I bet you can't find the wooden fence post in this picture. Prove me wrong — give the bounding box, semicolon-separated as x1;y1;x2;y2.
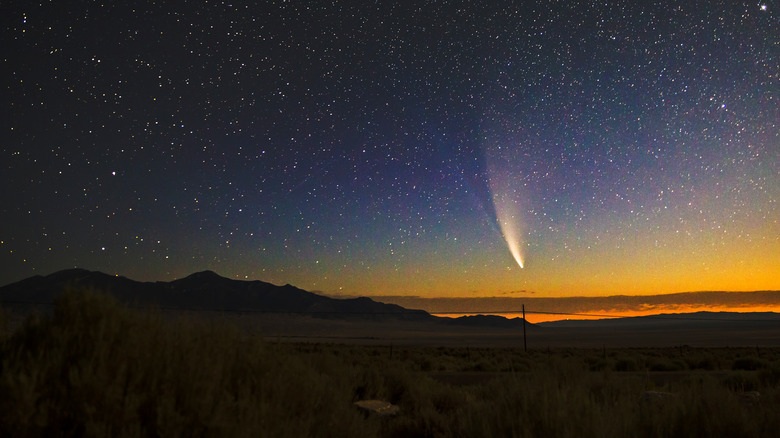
522;304;527;352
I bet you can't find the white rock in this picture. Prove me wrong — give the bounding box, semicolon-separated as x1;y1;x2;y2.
354;400;400;416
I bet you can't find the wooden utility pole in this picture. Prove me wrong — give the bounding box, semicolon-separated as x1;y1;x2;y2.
522;304;527;352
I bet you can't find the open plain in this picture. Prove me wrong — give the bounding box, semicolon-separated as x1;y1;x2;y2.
2;288;779;437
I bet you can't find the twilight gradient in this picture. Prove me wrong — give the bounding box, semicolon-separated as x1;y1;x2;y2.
2;1;778;300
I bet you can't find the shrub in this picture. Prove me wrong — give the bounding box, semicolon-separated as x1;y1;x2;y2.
732;357;767;371
615;357;640;372
648;359;687;372
687;356;718;370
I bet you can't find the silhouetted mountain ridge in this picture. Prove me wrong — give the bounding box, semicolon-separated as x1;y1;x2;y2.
0;269;433;321
9;270;773;333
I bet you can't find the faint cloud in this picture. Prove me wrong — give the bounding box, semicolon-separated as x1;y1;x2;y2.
371;295;423;300
499;289;535;295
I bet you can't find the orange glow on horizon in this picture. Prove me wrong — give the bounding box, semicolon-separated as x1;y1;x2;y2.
433;304;780;324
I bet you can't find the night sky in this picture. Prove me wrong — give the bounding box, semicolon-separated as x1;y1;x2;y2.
3;1;778;300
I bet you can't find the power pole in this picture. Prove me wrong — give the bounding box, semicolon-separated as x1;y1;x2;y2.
522;304;527;352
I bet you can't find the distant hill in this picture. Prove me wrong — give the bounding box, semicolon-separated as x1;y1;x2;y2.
370;292;780;319
0;269;433;321
442;314;535;329
538;311;780;328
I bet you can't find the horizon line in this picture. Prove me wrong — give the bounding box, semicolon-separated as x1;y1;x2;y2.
327;290;780;300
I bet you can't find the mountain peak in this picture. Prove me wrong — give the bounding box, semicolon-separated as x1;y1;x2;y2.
191;270;222;277
179;270;225;281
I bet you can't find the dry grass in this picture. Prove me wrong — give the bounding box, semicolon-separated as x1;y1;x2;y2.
1;288;779;437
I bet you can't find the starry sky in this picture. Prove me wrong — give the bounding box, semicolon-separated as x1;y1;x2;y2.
3;1;778;301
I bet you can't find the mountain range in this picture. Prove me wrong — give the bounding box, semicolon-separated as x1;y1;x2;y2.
2;269;779;347
0;269;541;329
0;268;435;321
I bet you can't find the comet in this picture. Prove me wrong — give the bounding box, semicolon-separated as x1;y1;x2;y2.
489;184;525;268
487;148;526;269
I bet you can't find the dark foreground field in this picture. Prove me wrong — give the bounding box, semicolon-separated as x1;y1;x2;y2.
224;311;780;348
2;290;779;437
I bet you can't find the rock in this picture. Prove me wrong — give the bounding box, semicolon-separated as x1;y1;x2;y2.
354;400;400;416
